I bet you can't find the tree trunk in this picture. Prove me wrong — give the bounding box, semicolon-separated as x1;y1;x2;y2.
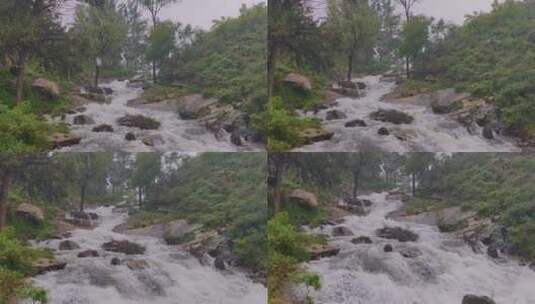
411;173;416;197
15;49;29;104
138;187;142;208
0;170;12;231
267;43;278;99
352;171;359;199
94;64;100;87
347;52;354;82
80;184;86;212
405;56;410;79
152;60;157;84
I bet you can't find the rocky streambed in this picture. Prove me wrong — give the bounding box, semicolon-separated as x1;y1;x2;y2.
51;79;264;152
299;192;535;304
28;206;266;304
295;75;521;152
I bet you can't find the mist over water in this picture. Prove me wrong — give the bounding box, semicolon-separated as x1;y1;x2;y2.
304;193;535;304
295;76;520;152
31;207;266;304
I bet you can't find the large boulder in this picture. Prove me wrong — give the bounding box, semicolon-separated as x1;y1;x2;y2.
117;114;160;130
289;189;318;208
482;125;494;140
370;109;414;125
308;244;340;260
92;124;114;133
16;203;45;224
141;134;165;147
73;114;95;125
32;258;67;274
32;78;60;100
78;249;99;258
126;259;149;271
214;257;226;270
345;119;367;128
399;246;422;258
59;240;80;251
376;227;419;242
102;240;146;255
351;236;373;245
430;89;468;114
300;128;334;145
332;226;354;237
283;73;312;91
462;295;496;304
326;110;347;121
177;94;218;120
378;127;390;136
437;207;475;232
49;133;82;149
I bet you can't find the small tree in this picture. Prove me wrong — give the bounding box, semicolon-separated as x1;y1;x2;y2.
399;15;430;78
73;3;127;87
145;21;176;84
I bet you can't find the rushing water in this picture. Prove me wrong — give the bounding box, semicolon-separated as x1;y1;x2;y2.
57;80;260;152
296;76;520;152
31;207;266;304
304;193;535;304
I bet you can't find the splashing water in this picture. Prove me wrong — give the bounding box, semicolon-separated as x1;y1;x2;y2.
296;76;520;152
304;193;535;304
31;207;267;304
57;80;262;152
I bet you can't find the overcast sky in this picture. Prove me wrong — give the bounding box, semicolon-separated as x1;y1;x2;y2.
61;0;265;29
161;0;265;29
414;0;498;24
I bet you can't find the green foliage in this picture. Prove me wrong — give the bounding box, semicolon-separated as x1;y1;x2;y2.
399;16;431;63
422;1;535;137
268;212;322;304
267;98;321;151
146;21;176;66
0;103;53;153
0;228;50;304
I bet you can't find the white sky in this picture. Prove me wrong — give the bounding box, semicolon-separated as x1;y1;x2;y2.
414;0;498;24
60;0;265;29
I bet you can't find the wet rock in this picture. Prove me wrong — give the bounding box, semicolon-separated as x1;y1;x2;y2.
117;114;160;130
437;207;474;232
92;124;114;132
370;109;414;125
383;244;393;252
73;114;95;125
32;78;60;100
102;240;146;255
351;236;373;245
214;257;226;270
338;80;358;89
289;189;318;208
332;226;354;237
345;119;367;128
386;191;410;201
177;94;218;119
331;87;360;97
111;257;121;266
59;240;80;251
141;134;165;147
300;128;334;145
487;244;499;258
346;198;373;207
482;125;494;139
399;246;422;258
78;249;99;258
125;132;136;141
16;203;45;223
71;211;99;221
376;227;419;242
308;244;340;260
462;295;496;304
326;110;347;121
430;89;468;114
33;258;67;274
378;127;390;136
529;262;535;271
283;73;312;91
126;259;149;271
50;133;82;149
